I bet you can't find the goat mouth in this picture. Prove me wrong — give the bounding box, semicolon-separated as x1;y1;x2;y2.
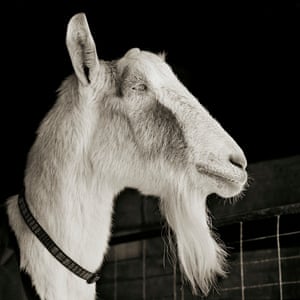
196;163;247;185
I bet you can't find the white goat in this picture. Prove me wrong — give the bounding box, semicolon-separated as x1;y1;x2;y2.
6;13;247;300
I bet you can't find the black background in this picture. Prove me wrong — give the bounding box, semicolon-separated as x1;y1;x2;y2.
1;1;298;200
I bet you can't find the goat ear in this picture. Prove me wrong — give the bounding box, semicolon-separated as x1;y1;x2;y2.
66;13;99;86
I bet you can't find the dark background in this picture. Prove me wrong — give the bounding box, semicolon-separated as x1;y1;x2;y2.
1;1;298;200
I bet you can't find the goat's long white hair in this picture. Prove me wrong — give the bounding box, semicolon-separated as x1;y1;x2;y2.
160;174;227;295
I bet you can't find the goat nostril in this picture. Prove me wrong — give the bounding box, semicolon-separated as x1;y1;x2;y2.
229;154;247;170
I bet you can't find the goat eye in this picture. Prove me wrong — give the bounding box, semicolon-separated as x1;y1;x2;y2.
132;83;147;92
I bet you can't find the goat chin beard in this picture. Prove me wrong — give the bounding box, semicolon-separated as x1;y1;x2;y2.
160;186;227;296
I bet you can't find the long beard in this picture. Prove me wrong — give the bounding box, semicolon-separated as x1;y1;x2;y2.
160;179;227;295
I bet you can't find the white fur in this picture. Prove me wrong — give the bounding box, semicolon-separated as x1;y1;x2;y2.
7;13;247;299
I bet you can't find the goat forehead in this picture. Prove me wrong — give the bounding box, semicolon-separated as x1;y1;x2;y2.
117;50;177;86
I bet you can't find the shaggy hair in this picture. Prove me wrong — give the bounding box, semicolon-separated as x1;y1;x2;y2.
161;175;227;295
